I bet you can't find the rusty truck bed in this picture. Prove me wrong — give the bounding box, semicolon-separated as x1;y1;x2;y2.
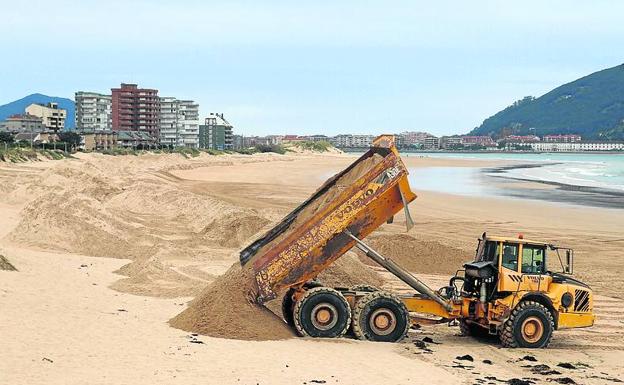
240;135;417;304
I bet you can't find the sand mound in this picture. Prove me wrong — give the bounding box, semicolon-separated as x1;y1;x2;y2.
318;251;385;288
9;190;157;259
112;256;205;298
170;252;385;340
0;254;17;271
359;233;473;275
169;263;294;341
200;213;269;248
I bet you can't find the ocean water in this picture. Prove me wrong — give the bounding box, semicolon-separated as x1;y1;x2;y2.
405;152;624;192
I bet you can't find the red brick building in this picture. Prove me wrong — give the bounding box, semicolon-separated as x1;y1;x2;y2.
111;83;160;137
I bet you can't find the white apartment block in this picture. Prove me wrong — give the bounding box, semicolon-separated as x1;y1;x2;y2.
159;97;199;148
25;102;66;131
331;134;374;148
178;100;200;148
159;97;178;147
510;141;624;152
423;136;440;150
75;92;112;131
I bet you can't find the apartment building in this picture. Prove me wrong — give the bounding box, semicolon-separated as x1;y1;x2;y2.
159;97;178;147
111;83;159;137
543;134;582;143
460;135;496;147
25;102;66;131
508;141;624;152
330;134;374;148
423;135;440;150
75;92;112;131
398;131;430;147
439;135;462;149
0;114;44;133
159;97;200;148
199;113;233;150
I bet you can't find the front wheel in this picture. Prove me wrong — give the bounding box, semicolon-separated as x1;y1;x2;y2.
500;301;554;348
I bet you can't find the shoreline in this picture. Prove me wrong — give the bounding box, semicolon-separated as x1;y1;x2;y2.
484;163;624;209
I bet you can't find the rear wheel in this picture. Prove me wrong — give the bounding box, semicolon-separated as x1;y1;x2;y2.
293;287;351;338
352;291;410;342
500;301;554;348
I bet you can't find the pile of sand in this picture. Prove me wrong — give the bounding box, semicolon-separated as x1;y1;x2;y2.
112;256;204;298
200;213;269;248
318;251;385;288
169;153;387;340
359;233;473;275
169;263;294;340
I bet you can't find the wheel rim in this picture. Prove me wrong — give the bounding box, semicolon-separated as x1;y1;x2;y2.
369;308;396;336
521;316;544;343
311;303;338;331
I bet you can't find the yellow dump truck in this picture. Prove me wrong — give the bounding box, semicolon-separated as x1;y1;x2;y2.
240;135;595;348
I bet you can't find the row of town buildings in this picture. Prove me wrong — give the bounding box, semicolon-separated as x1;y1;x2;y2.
323;132;624;152
240;132;622;152
0;83;234;151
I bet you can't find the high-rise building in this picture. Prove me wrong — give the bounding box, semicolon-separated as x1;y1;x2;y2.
111;83;159;137
158;97;200;148
199;113;233;150
159;97;178;147
25;102;66;132
177;100;199;148
75;91;112;131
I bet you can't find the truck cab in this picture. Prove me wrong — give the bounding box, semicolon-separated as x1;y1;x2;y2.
462;233;595;347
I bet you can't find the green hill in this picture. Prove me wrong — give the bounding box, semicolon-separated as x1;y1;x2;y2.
470;64;624;140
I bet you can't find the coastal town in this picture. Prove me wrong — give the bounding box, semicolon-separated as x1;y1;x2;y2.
1;82;624;153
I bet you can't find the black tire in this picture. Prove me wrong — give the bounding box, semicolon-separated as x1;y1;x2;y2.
293;287;351;338
352;291;410;342
304;280;323;289
351;284;379;292
281;288;296;327
500;301;554;348
459;318;490;338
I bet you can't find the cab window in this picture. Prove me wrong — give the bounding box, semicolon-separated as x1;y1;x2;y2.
501;243;519;271
522;245;545;274
481;241;499;262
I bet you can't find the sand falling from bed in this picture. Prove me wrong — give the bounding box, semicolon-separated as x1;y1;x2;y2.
169;154;387;341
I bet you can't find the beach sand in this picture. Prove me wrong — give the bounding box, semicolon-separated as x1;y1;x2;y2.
1;152;623;384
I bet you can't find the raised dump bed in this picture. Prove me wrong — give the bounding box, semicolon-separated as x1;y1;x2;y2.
240;135;417;303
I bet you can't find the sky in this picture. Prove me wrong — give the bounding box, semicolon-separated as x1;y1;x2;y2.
1;1;623;136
